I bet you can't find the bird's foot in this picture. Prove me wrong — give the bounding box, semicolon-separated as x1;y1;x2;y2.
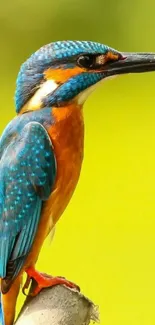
23;266;80;296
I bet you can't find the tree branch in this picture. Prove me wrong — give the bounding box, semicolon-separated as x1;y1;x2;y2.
15;280;99;325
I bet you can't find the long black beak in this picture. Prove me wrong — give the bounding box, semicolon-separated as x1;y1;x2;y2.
105;52;155;76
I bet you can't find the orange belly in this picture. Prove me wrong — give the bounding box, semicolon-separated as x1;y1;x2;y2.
24;103;84;267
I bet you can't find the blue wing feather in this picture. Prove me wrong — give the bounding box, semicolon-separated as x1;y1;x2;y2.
0;121;56;285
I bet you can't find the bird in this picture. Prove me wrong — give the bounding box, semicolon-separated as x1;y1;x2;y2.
0;40;155;325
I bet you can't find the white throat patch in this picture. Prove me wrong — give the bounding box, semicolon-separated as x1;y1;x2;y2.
77;76;116;105
77;83;99;105
28;79;58;109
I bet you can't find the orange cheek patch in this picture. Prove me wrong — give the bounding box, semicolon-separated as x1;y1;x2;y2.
106;51;120;61
44;66;84;83
96;52;121;66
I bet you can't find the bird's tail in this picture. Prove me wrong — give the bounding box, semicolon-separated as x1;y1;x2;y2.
0;276;21;325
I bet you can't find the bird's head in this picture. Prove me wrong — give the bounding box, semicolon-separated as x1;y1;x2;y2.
15;40;155;114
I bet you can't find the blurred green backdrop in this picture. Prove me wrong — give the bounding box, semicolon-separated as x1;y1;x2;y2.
1;0;155;324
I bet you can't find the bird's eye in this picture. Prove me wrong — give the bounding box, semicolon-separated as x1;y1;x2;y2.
77;55;95;69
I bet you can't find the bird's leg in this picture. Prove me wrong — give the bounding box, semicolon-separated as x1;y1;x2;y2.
23;266;80;296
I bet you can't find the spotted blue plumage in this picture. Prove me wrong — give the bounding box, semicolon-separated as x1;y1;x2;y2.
0;118;56;285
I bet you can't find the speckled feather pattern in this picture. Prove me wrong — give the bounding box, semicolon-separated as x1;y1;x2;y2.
0;113;56;279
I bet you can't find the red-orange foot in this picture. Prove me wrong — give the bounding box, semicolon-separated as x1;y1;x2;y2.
23;267;80;296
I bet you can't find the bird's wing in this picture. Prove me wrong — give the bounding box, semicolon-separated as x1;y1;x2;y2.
0;121;56;289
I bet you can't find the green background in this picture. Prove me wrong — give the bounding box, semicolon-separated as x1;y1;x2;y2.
1;1;155;324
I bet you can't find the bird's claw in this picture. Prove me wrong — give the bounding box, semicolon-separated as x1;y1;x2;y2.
22;275;32;296
23;267;80;297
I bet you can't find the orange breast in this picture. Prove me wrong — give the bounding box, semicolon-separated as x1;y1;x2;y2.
24;103;84;268
42;103;84;230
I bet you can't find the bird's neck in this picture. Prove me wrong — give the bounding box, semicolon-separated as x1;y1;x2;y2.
18;101;84;135
18;86;84;124
46;103;84;153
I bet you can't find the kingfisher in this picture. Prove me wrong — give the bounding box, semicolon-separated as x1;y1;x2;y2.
0;40;155;325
